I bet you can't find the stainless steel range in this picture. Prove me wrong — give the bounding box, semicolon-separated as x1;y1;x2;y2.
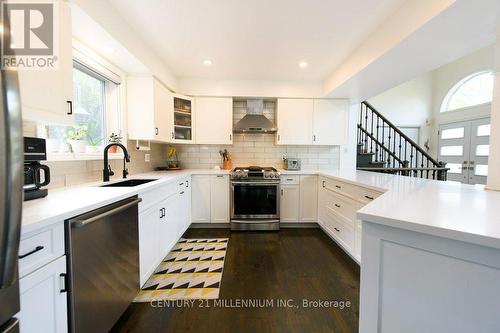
230;166;280;231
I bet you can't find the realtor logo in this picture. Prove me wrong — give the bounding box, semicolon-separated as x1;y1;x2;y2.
1;0;59;69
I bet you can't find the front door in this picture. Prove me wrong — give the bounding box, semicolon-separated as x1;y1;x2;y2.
438;118;490;184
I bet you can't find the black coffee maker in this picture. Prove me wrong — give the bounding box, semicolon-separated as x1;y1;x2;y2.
24;137;51;201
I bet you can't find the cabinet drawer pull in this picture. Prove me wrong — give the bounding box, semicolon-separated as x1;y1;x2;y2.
216;175;224;178
60;273;68;293
155;127;159;135
334;204;341;208
322;181;326;188
19;246;44;259
67;101;73;115
364;195;374;200
186;180;189;187
180;191;185;195
286;178;293;181
179;182;184;186
281;189;284;196
334;227;340;232
335;185;341;189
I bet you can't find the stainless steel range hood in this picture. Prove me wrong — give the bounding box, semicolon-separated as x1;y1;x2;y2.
233;99;277;133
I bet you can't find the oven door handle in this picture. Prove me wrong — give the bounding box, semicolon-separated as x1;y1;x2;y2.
231;181;280;185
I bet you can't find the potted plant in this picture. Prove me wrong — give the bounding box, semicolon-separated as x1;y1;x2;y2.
67;125;88;153
108;132;123;153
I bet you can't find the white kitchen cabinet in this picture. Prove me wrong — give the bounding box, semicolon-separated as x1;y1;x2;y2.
20;1;73;125
160;195;180;256
280;185;300;222
312;100;347;145
210;175;230;223
276;98;348;146
317;176;383;263
195;97;233;144
18;256;68;333
172;94;195;144
299;175;318;222
127;76;173;142
191;175;211;223
138;204;161;286
276;99;313;145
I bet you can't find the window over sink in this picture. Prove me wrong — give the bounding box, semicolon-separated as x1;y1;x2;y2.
32;43;125;161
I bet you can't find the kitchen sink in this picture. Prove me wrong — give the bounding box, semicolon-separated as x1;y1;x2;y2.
99;179;158;187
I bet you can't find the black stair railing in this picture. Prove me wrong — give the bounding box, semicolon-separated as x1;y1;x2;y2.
357;101;449;181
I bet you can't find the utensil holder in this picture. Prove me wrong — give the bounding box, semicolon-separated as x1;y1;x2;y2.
222;160;232;170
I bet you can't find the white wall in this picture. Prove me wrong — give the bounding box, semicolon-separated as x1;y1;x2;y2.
367;73;433;147
486;33;500;191
430;45;495;155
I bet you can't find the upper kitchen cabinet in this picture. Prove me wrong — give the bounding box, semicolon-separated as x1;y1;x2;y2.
312;99;348;146
195;97;233;144
276;99;313;145
19;1;73;125
127;76;173;142
172;94;195;144
276;98;348;146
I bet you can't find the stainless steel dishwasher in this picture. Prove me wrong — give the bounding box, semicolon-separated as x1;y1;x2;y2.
65;196;141;333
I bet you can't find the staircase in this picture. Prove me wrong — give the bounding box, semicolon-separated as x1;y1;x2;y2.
357;101;449;181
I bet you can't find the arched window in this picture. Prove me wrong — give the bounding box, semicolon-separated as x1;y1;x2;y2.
440;71;494;112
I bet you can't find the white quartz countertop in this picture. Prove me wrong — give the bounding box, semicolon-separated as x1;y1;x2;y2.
22;168;500;251
21;169;229;234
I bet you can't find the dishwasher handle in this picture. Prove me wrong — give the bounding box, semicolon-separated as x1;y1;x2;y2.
70;197;142;228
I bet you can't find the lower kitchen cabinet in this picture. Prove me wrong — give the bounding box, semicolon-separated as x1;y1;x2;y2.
139;177;192;286
191;175;211;223
211;175;230;223
318;176;383;263
280;185;300;222
159;195;179;258
191;175;230;223
299;175;318;222
18;255;68;333
138;204;162;286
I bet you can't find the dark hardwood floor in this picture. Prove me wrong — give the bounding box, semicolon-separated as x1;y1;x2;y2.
111;228;360;333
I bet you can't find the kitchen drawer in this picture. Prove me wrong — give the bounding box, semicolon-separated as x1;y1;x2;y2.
139;182;177;212
323;191;357;226
327;212;355;253
281;175;300;185
177;177;191;192
321;177;383;203
19;223;65;278
354;186;383;204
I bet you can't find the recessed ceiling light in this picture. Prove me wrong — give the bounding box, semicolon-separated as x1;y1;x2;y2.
299;61;308;68
203;59;212;66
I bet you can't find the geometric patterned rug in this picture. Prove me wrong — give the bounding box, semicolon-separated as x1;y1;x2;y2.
134;238;228;302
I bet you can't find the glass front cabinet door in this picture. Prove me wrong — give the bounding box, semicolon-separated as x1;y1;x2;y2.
172;95;194;143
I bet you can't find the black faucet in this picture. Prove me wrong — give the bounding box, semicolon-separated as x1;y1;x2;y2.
103;143;130;182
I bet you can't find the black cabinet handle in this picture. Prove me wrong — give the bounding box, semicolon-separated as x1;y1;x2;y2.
60;273;68;293
364;195;374;200
19;246;44;259
186;181;189;188
322;181;326;188
334;227;340;232
334;204;341;208
180;191;185;195
160;208;166;218
171;132;174;139
155;127;159;135
67;101;73;115
230;134;232;141
335;185;341;189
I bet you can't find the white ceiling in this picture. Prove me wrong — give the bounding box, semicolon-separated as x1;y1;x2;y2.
106;0;407;81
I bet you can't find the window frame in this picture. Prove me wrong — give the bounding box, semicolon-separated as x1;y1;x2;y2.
440;70;494;113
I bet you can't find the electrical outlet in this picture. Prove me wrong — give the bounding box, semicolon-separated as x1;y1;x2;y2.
145;153;150;162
